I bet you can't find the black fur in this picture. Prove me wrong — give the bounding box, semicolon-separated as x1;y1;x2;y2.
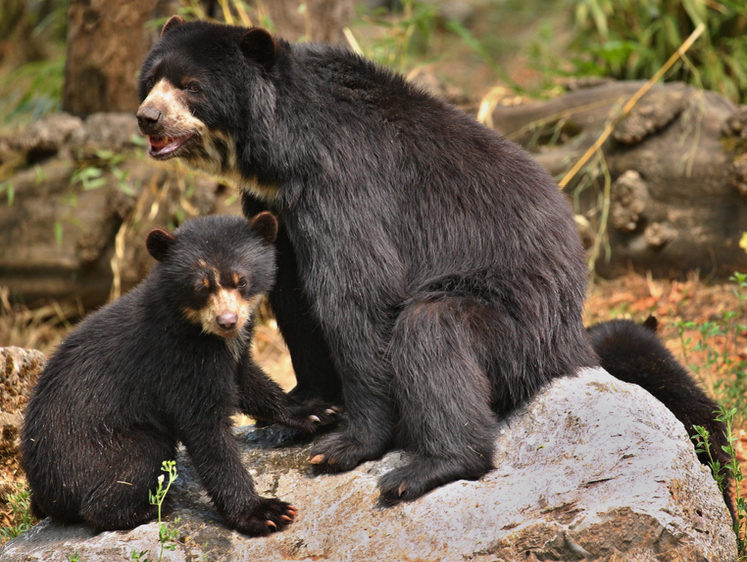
21;213;335;534
138;21;598;503
588;316;736;524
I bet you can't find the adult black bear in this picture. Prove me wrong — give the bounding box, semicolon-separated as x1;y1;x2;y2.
21;213;336;535
136;17;599;503
588;316;735;523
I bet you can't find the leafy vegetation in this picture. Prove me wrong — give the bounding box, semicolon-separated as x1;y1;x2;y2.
148;460;180;562
676;273;747;424
0;483;37;544
693;407;746;554
0;0;66;126
569;0;747;103
355;1;441;73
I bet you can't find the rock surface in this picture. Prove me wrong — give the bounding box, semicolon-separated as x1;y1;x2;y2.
0;368;736;561
0;347;47;507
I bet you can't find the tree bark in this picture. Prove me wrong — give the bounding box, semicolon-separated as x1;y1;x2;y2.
63;0;159;117
490;80;747;279
251;0;354;43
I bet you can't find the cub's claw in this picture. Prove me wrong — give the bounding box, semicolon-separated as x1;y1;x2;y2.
279;399;340;433
230;497;297;536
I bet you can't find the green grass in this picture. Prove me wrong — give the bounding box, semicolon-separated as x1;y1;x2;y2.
0;482;37;544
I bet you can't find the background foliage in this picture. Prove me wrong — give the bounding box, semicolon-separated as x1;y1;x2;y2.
570;0;747;102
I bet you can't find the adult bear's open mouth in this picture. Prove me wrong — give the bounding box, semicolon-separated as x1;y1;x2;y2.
148;133;194;159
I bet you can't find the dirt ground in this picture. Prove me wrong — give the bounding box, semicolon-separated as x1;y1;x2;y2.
2;271;747;538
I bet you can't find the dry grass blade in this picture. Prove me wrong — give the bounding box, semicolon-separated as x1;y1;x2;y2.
0;287;81;353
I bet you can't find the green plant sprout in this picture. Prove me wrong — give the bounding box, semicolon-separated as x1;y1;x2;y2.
693;406;746;554
0;483;36;543
148;460;180;562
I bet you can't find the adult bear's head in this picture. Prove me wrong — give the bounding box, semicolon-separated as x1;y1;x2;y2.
137;16;281;194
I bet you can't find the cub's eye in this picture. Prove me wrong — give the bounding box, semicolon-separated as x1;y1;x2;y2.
237;278;247;289
194;278;210;296
145;76;155;90
186;82;201;93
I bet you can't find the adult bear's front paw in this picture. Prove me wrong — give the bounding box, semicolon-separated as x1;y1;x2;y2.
307;431;384;473
228;497;297;536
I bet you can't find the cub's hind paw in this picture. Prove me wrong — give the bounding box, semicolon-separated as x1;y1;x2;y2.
229;498;297;536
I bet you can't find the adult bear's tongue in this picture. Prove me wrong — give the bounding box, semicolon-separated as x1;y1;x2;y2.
148;134;192;157
150;136;170;151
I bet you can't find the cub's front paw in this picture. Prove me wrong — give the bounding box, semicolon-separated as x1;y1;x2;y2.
281;400;340;433
229;497;297;537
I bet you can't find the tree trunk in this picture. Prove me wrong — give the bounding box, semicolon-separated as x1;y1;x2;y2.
252;0;354;43
490;80;747;279
63;0;159;117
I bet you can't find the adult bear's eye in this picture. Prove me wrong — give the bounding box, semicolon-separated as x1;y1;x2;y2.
186;82;201;93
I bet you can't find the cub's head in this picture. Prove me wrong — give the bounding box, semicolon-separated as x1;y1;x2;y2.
146;212;278;339
136;16;279;184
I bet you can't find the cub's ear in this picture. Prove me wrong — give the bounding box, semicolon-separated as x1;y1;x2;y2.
240;28;277;70
146;228;177;262
248;212;278;245
642;315;658;332
161;15;185;37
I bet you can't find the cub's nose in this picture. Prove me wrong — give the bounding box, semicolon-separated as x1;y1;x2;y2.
137;106;162;134
217;312;238;331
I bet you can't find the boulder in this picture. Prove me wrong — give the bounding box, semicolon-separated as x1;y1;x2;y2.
0;347;47;510
0;368;736;561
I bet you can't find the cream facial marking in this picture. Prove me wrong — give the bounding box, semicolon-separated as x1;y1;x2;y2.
139;79;280;201
183;287;252;339
139;79;247;189
137;79;202;159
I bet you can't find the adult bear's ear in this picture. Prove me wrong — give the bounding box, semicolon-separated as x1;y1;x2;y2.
161;15;185;38
146;228;177;262
240;28;277;70
248;212;278;245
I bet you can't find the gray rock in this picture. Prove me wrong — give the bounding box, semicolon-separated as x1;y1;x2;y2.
0;346;47;414
0;154;226;308
0;347;47;504
11;113;84;159
0;367;735;561
613;88;687;145
70;112;142;158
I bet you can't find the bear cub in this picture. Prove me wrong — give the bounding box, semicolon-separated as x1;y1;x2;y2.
21;213;336;535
